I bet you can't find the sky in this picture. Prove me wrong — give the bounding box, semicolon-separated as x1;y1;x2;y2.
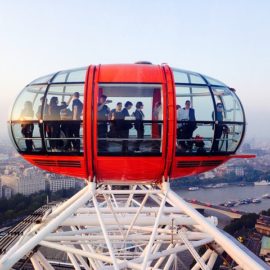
0;0;269;140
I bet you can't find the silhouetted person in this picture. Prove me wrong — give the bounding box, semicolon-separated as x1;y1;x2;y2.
47;96;67;151
152;102;162;151
71;92;83;151
133;101;145;152
97;94;110;151
21;101;34;152
36;96;49;150
60;102;73;150
121;101;133;152
212;103;229;152
109;102;123;139
153;102;162;137
176;104;183;149
178;100;196;151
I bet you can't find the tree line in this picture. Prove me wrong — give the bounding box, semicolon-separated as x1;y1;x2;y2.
0;188;80;227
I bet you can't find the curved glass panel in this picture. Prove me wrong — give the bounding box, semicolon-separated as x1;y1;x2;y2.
30;74;56;85
203;75;226;86
173;70;245;155
52;68;87;83
10;74;85;154
212;87;244;122
10;85;47;152
213;123;243;153
11;85;47;121
172;68;207;85
44;84;84;153
176;86;214;154
173;71;189;84
189;74;205;84
67;68;87;82
97;84;163;156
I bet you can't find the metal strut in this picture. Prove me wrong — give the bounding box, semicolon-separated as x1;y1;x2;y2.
0;181;268;270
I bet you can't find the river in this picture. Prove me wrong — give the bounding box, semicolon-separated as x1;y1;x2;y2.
175;185;270;213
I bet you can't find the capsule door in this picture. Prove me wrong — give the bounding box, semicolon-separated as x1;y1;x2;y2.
91;64;167;183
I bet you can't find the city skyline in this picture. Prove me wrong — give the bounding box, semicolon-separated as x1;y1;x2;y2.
0;1;270;140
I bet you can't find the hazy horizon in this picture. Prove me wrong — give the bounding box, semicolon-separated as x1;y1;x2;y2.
0;1;269;141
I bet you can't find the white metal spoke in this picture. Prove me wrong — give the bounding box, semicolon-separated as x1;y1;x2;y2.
92;195;120;270
67;252;81;270
34;251;54;270
178;229;209;270
141;192;167;269
30;253;43;270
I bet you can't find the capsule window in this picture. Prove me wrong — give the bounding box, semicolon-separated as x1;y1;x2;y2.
97;84;163;156
176;86;214;154
10;85;47;153
175;83;245;155
212;87;244;122
173;69;207;85
9;78;85;155
211;87;245;152
44;84;84;153
52;68;87;83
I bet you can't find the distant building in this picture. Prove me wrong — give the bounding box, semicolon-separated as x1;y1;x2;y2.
1;167;45;196
235;167;245;176
48;175;76;192
255;215;270;236
260;236;270;266
200;171;215;179
1;173;19;193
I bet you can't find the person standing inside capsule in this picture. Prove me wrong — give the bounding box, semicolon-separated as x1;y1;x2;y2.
97;94;111;151
60;102;73;151
47;97;67;151
71;92;83;152
109;102;123;139
36;97;49;151
212;103;229;152
133;101;145;152
179;100;196;151
121;101;133;152
20;101;34;152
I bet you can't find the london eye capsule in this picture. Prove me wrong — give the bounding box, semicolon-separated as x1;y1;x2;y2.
8;63;249;183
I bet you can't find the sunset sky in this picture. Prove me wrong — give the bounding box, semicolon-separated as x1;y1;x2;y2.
0;0;269;139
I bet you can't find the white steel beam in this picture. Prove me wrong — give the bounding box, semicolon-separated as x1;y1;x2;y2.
141;193;167;270
35;251;54;270
92;194;120;270
164;182;266;270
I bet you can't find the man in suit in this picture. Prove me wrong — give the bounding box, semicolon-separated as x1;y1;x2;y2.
178;100;196;151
